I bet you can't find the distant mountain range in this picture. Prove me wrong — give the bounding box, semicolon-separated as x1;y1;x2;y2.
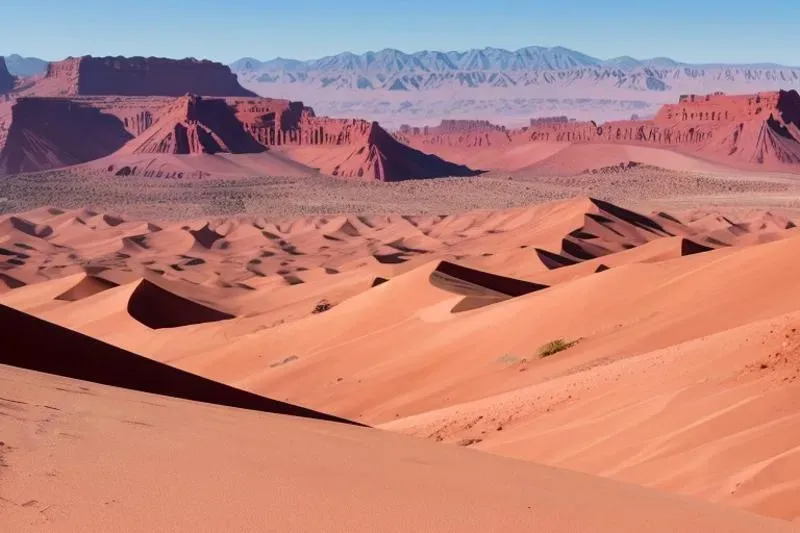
230;45;800;93
6;46;800;127
228;46;800;127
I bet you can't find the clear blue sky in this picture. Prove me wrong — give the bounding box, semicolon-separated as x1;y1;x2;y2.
2;0;799;65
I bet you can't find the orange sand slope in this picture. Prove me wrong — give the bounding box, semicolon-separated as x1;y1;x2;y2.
4;197;800;521
2;363;796;533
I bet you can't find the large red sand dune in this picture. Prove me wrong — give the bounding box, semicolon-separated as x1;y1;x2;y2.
4;363;795;532
4;197;800;522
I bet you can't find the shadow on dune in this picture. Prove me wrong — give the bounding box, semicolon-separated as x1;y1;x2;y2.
0;303;363;426
429;261;548;313
681;238;714;256
55;275;119;302
127;278;235;329
431;261;548;298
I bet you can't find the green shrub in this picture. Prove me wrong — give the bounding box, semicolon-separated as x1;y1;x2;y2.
537;338;577;358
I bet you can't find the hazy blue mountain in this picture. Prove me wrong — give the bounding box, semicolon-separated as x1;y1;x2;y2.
229;45;800;98
3;54;48;77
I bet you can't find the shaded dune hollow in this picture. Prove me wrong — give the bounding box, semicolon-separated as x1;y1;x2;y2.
55;275;120;302
127;278;235;329
0;303;362;426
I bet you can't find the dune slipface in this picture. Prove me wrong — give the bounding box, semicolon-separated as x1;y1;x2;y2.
127;278;235;329
0;302;359;425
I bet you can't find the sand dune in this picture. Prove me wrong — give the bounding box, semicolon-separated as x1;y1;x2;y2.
4;196;800;522
0;302;358;425
127;277;235;329
4;364;794;533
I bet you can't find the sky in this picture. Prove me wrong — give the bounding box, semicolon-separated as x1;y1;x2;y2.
2;0;799;65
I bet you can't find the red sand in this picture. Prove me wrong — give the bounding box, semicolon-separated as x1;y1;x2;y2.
4;198;800;524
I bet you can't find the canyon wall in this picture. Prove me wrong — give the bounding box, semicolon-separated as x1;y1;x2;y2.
0;98;136;175
0;93;478;181
395;90;800;171
118;94;478;181
43;56;257;97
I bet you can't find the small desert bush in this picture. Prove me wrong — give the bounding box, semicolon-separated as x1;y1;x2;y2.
312;300;333;314
537;338;577;358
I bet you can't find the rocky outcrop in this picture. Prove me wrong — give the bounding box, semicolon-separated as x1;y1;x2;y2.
0;96;172;175
399;90;800;171
398;120;504;137
0;57;15;93
43;56;257;97
0;98;135;175
530;116;572;126
119;94;479;180
319;121;480;181
120;95;266;155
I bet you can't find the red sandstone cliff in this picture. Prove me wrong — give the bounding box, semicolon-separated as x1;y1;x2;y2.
0;92;477;180
0;98;138;175
117;94;479;180
398;90;800;172
0;57;15;94
0;96;173;175
41;56;257;97
307;121;480;180
120;95;266;155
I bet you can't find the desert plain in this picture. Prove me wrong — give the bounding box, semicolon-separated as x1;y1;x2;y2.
3;53;800;532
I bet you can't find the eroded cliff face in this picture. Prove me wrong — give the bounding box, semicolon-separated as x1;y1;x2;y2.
0;96;173;175
0;57;16;94
0;93;478;180
118;95;479;180
123;95;381;155
42;56;257;97
0;98;136;175
398;90;800;170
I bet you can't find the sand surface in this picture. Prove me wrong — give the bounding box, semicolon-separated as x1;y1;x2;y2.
5;364;797;532
4;193;800;525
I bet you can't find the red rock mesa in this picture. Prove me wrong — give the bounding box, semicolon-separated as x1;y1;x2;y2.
42;56;257;97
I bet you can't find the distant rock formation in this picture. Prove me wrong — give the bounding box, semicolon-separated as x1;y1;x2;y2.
399;90;800;171
317;121;479;180
120;95;266;155
0;96;173;175
0;98;136;175
530;116;572;127
0;93;479;180
0;57;16;93
43;56;257;97
120;95;479;180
